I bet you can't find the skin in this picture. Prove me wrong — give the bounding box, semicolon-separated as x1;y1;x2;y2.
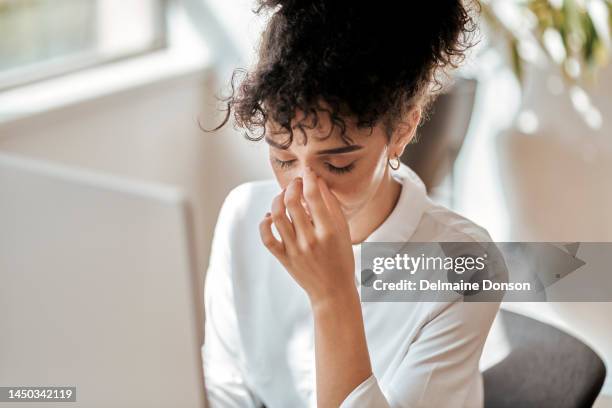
258;106;421;407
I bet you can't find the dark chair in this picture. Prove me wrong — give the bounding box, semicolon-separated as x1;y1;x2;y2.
483;309;607;408
400;77;478;207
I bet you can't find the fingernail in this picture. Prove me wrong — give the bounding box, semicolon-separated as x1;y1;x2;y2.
265;212;271;217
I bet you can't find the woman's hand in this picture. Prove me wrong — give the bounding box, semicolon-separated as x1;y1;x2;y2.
259;166;356;306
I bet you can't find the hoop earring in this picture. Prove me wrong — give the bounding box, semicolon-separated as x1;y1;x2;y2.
388;155;401;170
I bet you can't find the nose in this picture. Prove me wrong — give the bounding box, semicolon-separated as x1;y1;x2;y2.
297;164;309;180
290;164;312;183
284;163;321;193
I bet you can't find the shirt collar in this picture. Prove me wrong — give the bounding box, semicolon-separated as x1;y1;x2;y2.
352;162;428;247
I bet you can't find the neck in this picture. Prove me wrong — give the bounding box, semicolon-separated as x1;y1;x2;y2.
348;171;402;245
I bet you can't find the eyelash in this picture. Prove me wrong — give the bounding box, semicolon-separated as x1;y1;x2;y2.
273;159;356;174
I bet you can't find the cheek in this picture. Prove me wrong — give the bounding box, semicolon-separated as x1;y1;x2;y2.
327;156;387;209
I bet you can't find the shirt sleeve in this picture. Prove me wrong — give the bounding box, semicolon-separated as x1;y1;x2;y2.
339;373;389;407
339;301;499;408
201;187;264;408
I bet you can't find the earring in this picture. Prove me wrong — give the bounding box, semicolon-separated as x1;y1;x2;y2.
388;155;401;170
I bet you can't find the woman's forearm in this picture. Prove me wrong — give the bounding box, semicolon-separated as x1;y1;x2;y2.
311;288;373;408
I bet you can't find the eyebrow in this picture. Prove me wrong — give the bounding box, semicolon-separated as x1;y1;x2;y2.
264;136;364;155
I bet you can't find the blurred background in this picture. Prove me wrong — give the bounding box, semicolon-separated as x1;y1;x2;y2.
0;0;611;405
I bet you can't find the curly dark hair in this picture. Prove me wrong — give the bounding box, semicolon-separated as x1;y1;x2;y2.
204;0;479;148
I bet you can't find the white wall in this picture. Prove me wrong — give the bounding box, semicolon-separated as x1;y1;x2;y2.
0;65;272;287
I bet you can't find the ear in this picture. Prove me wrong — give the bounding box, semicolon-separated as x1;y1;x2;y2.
390;107;422;157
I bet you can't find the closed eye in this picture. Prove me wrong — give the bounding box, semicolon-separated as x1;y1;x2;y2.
273;158;295;169
325;162;355;174
272;158;356;174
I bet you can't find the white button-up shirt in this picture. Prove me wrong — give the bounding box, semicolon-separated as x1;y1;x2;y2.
202;162;500;407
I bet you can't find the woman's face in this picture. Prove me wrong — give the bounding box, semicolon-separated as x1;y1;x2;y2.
266;112;405;221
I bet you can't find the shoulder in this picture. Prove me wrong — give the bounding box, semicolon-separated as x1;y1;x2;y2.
216;179;280;234
221;179;279;216
414;201;501;325
412;197;493;243
225;178;278;204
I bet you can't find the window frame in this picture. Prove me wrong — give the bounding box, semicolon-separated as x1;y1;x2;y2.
0;0;170;92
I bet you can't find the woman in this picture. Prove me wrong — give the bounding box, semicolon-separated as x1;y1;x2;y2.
202;1;499;407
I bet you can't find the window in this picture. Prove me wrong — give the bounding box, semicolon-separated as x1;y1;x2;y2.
0;0;168;90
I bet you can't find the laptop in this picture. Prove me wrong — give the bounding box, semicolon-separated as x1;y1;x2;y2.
0;152;206;407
